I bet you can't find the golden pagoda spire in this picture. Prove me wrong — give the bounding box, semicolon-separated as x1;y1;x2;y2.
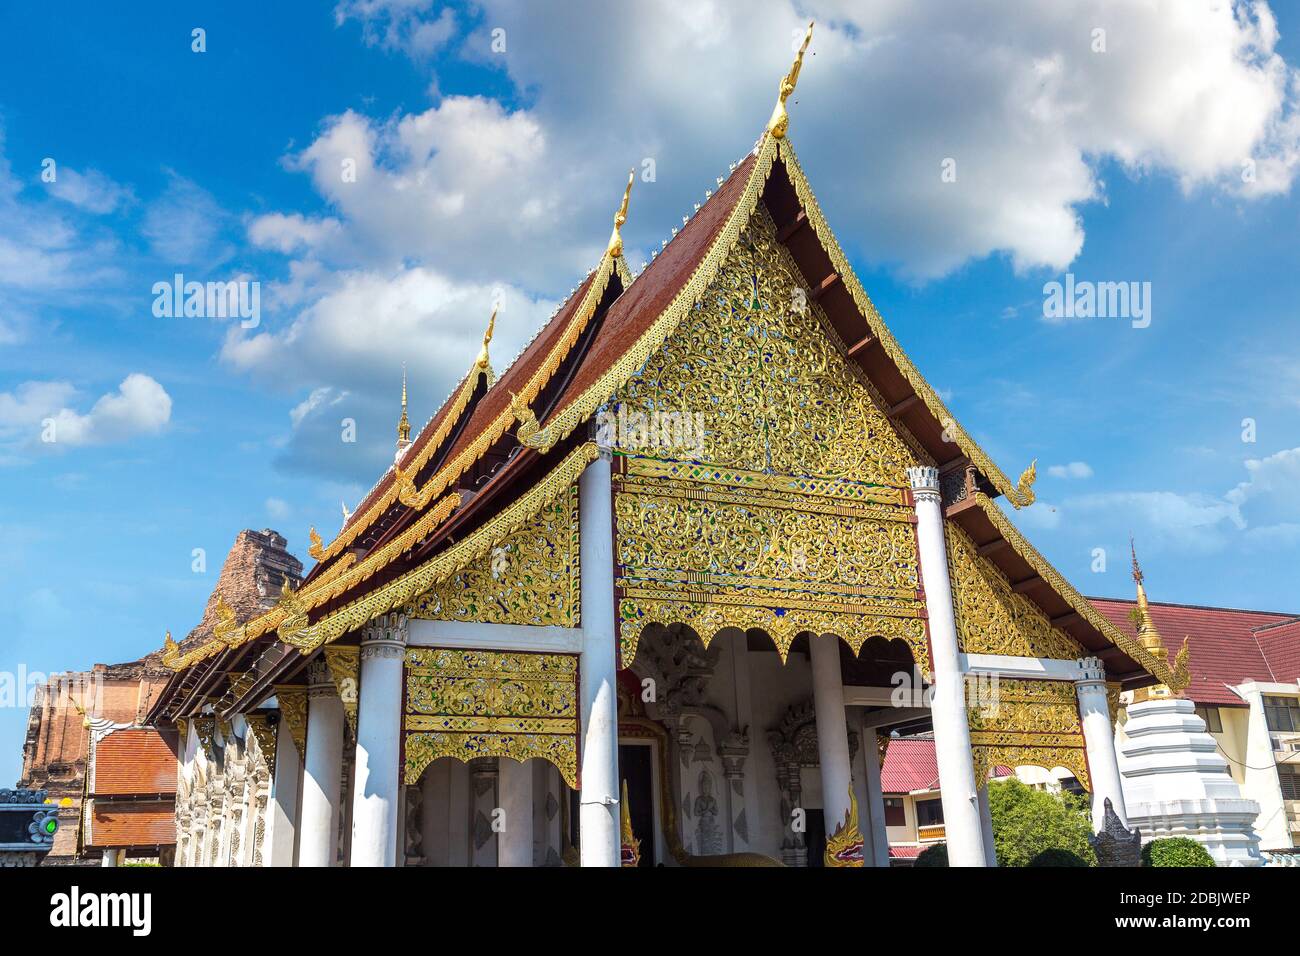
1129;538;1165;660
606;169;635;259
396;364;411;448
1130;538;1191;699
767;21;814;140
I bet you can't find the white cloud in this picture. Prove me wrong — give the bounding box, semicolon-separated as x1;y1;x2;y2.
335;1;457;59
0;374;172;453
142;173;233;266
1047;461;1094;479
312;0;1299;281
266;497;292;520
248;212;343;255
1052;445;1300;553
46;167;133;215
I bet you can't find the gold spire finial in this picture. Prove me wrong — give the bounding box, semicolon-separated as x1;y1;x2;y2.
606;169;635;258
475;306;497;371
1128;537;1186;700
397;364;411;445
767;21;814;140
619;779;641;867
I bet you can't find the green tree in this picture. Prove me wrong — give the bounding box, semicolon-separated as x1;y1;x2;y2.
988;778;1096;866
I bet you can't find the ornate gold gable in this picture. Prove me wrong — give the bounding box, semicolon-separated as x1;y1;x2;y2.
612;208;928;670
968;678;1089;791
408;485;579;628
946;523;1084;661
403;648;579;788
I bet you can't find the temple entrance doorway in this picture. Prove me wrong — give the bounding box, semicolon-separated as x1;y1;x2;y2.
618;743;656;866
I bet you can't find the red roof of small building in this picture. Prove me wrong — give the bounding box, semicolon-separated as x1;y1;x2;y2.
889;845;923;859
881;737;940;793
87;802;174;849
93;728;179;796
1089;598;1299;706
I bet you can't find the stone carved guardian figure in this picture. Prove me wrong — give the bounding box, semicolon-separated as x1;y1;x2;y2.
693;771;723;855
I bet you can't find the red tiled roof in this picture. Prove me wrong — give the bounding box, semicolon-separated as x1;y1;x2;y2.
890;845;923;859
1090;598;1298;706
881;737;940;793
93;728;178;796
87;801;175;848
1253;618;1300;687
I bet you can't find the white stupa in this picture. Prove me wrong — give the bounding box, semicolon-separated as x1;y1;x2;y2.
1116;546;1263;866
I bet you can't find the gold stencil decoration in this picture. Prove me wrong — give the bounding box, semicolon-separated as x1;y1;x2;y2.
408;485;580;628
275;687;307;757
618;594;928;674
322;646;360;738
403;648;578;788
612;205;915;485
946;523;1084;661
967;678;1089;791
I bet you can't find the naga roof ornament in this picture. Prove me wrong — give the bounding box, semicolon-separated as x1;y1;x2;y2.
606;169;635;259
474;307;497;383
767;21;813;140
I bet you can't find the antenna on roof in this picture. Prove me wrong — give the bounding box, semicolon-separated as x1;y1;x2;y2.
767;21;813;140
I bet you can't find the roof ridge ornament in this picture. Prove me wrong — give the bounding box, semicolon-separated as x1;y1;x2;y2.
397;364;411;448
767;21;813;140
607;169;635;259
475;307;497;379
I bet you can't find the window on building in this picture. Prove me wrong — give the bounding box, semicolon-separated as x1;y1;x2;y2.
1263;696;1300;733
1194;705;1223;734
883;798;905;827
916;798;944;827
1059;776;1086;797
1279;766;1300;801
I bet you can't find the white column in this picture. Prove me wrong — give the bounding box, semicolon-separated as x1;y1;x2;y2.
907;465;987;867
266;714;300;867
351;614;408;867
578;453;620;867
860;719;891;867
298;662;344;867
810;633;853;841
101;848;121;867
498;758;534;867
1075;657;1128;831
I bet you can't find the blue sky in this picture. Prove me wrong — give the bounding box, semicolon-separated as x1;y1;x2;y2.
2;1;1299;783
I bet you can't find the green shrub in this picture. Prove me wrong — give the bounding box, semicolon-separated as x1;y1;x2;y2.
1141;838;1214;867
914;843;948;867
1028;848;1090;867
988;778;1096;866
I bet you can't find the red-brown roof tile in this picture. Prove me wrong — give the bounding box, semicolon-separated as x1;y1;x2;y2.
1090;598;1297;706
93;728;178;796
88;802;174;848
1253;618;1300;686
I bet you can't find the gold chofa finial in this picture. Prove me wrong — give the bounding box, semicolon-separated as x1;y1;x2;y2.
397;364;411;445
607;169;635;258
475;307;497;371
767;21;814;140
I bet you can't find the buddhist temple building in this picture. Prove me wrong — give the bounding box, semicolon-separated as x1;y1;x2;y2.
132;25;1212;868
